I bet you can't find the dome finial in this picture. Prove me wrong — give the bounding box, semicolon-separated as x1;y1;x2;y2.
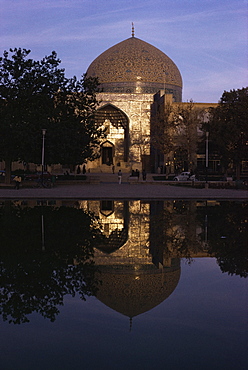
132;22;135;37
129;317;133;331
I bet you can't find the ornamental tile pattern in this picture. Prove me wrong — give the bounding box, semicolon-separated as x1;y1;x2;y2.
87;37;182;100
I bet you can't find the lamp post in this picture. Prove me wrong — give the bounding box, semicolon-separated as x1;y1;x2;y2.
41;129;46;185
205;131;209;184
163;68;168;92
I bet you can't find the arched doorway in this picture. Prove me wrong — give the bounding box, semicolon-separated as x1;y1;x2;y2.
101;141;114;165
95;104;129;163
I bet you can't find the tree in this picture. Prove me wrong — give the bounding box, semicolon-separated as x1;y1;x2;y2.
197;201;247;278
173;101;202;172
0;48;104;183
207;87;248;178
44;75;104;166
150;101;174;157
0;204;102;323
149;200;203;265
151;96;204;173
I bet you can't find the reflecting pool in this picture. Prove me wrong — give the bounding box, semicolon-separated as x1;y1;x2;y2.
0;200;247;370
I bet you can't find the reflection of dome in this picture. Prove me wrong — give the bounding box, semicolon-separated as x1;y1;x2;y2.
87;36;182;101
95;262;180;318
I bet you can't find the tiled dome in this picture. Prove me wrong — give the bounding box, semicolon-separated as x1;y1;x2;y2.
87;36;182;101
95;263;181;318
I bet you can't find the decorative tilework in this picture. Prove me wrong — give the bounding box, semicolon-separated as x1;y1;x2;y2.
87;37;182;101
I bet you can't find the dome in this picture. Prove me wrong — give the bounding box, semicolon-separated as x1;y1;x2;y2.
87;36;182;101
95;262;181;318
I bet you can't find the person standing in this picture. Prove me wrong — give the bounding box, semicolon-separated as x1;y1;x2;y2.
118;169;122;184
51;174;56;187
135;169;140;181
142;169;146;181
13;175;21;189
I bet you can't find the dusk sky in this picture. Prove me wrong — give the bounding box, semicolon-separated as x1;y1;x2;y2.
1;0;247;102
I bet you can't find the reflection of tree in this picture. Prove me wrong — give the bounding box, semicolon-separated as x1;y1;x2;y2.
149;201;203;265
197;202;247;278
150;201;247;278
0;204;101;324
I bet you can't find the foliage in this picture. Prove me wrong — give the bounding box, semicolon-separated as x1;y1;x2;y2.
0;48;104;183
173;101;202;170
150;200;248;278
0;203;103;324
151;98;204;171
197;201;248;278
151;101;175;155
207;87;248;173
149;200;203;264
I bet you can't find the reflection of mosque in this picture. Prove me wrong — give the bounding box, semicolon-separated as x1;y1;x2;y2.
79;200;209;323
8;199;211;322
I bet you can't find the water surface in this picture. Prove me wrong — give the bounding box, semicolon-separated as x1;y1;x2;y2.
0;200;247;370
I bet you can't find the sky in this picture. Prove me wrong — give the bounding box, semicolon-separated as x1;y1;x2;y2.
0;0;247;102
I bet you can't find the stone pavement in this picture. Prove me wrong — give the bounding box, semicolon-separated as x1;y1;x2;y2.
0;173;247;200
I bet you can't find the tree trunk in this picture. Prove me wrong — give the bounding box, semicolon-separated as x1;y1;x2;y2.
4;158;12;184
236;162;241;180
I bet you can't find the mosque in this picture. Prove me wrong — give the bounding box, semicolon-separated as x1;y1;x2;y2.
0;26;218;176
85;26;217;175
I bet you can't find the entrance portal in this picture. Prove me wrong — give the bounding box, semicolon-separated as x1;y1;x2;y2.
102;146;113;165
95;105;129;162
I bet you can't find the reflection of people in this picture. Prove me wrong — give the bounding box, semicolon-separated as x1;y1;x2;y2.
118;170;122;184
112;165;115;174
13;175;21;189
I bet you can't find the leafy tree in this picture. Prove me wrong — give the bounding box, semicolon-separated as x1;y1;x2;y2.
207;87;248;178
0;48;104;183
197;201;248;278
0;203;103;324
151;96;204;173
149;200;203;265
150;101;174;158
173;101;202;172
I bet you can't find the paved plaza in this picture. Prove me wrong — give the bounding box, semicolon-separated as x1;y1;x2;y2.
0;173;247;200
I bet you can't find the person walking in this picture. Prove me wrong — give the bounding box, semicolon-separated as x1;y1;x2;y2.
118;169;122;184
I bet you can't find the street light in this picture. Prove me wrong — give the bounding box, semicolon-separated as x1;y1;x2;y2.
41;129;46;185
205;131;209;184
